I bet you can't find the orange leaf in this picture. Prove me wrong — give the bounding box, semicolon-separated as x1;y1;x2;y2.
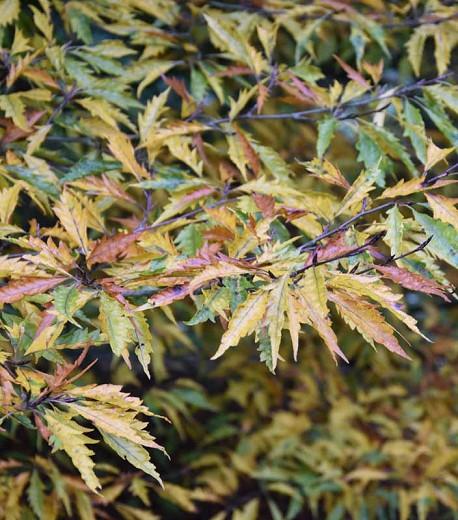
374;265;450;301
0;277;66;304
236;129;261;177
334;54;370;88
87;231;142;267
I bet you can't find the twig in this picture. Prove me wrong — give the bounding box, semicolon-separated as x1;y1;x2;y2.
298;201;415;252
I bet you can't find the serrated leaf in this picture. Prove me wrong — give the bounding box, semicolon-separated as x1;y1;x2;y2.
101;432;163;487
0;0;20;27
330;290;410;359
45;409;100;493
424;193;458;230
211;290;269;360
317;117;337;159
61;159;121;183
385;205;404;258
266;274;289;371
413;210;458;268
99;292;133;356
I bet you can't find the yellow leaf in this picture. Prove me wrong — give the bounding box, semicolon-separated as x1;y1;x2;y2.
53;190;89;252
98;125;148;180
424;139;454;171
45;409;101;493
425;193;458;229
211;290;269;359
329;290;410;359
0;0;20;27
0;182;22;223
266;274;289;371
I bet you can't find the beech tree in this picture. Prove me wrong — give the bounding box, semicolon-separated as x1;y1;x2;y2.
0;0;457;518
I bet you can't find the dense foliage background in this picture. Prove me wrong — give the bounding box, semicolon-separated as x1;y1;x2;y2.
0;0;457;518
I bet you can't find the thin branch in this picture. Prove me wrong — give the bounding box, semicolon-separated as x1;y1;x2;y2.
292;232;385;279
198;74;451;128
356;236;433;275
298;201;414;253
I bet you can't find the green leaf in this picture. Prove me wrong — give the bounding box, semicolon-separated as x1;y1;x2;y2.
61;159;121;183
99;292;133;356
402;99;426;164
27;471;45;520
175;224;203;256
413;210;458;268
101;432;163;487
360;122;416;176
385;205;404;258
317;117;337;159
6;165;60;198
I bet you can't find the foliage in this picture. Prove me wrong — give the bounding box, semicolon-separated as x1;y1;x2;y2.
0;0;457;518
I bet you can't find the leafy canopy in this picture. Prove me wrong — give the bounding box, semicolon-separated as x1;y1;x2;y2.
0;0;457;518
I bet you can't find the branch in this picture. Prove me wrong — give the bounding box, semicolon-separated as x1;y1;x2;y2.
198;74;451;128
298;201;415;253
292;232;386;279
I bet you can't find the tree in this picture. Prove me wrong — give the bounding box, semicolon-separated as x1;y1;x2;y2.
0;0;457;518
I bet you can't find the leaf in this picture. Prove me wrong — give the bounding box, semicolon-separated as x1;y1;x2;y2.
87;231;142;267
403;99;426;164
333;55;369;87
360;122;416;175
413;210;458;268
317;117;337;159
52;284;85;325
101;432;163;487
0;277;66;304
130;312;154;379
45;409;100;493
336;165;381;216
296;268;348;363
61;159;121;183
99;292;133;356
0;0;20;27
424;193;458;230
385;205;404;257
211;290;269;360
424;140;454;172
67;401;157;447
266;274;289;371
0;182;22;224
27;471;45;520
53;190;89;252
101;127;148;180
373;265;450;301
379;176;455;199
0;94;27;130
329;290;410;359
406;26;430;76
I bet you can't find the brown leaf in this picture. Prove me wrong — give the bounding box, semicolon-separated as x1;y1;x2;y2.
0;277;66;304
253;193;276;218
334;54;370;87
87;231;142;267
236;129;261;177
0;110;45;144
203;226;235;242
304;233;355;267
147;284;192;308
256;84;269;114
163;75;191;102
215;66;253;77
374;265;450;301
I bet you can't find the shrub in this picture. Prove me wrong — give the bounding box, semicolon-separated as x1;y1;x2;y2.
0;0;457;518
